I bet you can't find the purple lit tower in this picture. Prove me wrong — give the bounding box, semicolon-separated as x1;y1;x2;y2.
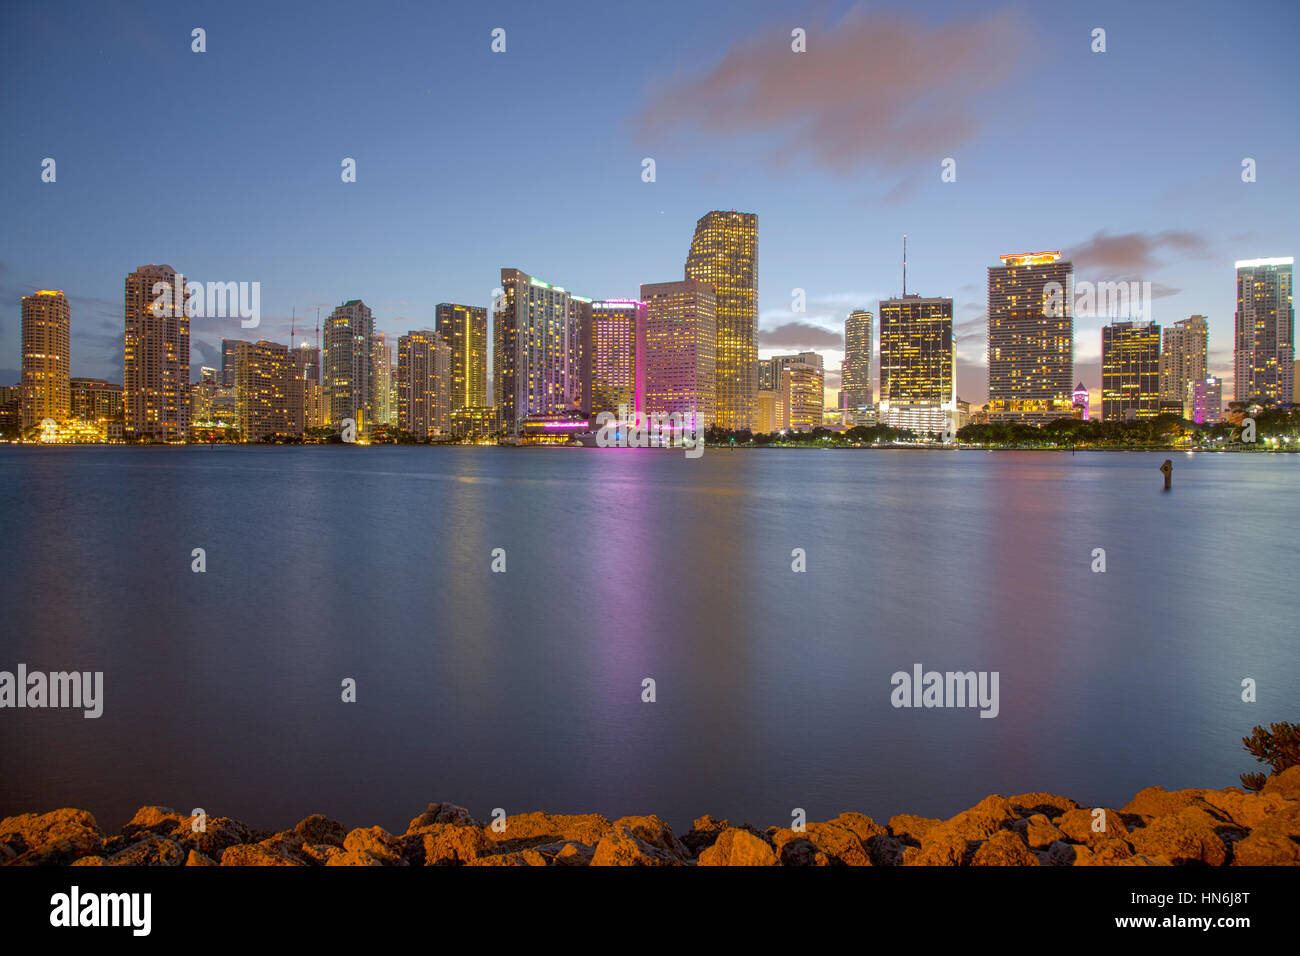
1072;382;1089;420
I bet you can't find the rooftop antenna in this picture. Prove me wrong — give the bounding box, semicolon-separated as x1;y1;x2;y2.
290;307;296;348
315;308;320;352
902;234;908;296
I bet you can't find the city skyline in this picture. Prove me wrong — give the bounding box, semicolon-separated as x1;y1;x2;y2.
3;1;1298;411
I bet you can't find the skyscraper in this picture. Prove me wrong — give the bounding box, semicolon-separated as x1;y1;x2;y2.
878;294;954;433
588;300;646;418
124;265;190;441
493;269;582;435
840;310;873;418
1187;376;1223;425
322;299;374;429
397;330;451;438
986;252;1074;424
20;290;71;432
1233;258;1294;407
371;332;394;425
435;303;488;412
640;279;717;431
70;378;123;423
765;352;825;430
685;210;757;430
290;342;324;432
1160;315;1209;414
232;339;296;441
1101;321;1162;421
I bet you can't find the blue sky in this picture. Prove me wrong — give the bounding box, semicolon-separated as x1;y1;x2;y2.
2;0;1296;405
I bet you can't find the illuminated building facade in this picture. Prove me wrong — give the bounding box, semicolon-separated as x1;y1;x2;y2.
371;333;395;426
1160;315;1208;414
397;330;451;438
232;339;297;441
1187;376;1223;425
588;300;646;418
878;294;954;433
290;343;325;432
841;310;873;418
765;353;824;430
685;210;757;430
1233;258;1294;406
70;378;123;423
1071;382;1089;420
323;299;375;430
124;265;190;441
756;388;780;434
640;279;716;431
21;290;71;431
1101;321;1161;421
987;252;1074;424
780;360;824;431
493;269;582;435
435;303;488;412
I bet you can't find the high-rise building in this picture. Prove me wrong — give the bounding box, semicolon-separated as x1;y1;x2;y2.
70;378;123;423
878;294;954;433
20;290;71;431
1160;315;1208;415
1186;376;1223;425
756;388;781;433
493;269;582;435
322;299;374;429
588;300;646;418
371;332;395;425
232;339;297;441
1233;258;1294;407
640;279;717;431
685;210;758;430
221;339;238;387
986;252;1074;423
435;303;488;412
1101;321;1162;421
840;310;873;418
397;330;451;438
780;360;824;431
289;343;325;432
124;265;190;441
765;352;825;430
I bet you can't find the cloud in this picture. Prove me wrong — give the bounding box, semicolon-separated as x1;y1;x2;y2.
758;321;842;348
1067;231;1210;277
634;5;1029;175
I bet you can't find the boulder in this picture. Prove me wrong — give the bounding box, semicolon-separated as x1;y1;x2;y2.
590;825;683;866
697;829;777;866
0;809;103;865
1009;792;1078;818
971;830;1038;866
342;827;405;866
107;832;186;866
1129;808;1228;865
293;814;347;847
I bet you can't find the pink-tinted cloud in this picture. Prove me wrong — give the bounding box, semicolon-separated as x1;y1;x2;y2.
635;6;1029;174
759;321;842;348
1067;230;1210;276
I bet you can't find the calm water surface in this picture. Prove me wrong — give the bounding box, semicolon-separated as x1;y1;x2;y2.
1;446;1296;834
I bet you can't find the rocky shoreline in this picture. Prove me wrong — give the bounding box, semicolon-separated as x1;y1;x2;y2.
5;770;1298;866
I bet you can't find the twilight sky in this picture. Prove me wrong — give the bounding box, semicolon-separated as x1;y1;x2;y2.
2;0;1297;407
